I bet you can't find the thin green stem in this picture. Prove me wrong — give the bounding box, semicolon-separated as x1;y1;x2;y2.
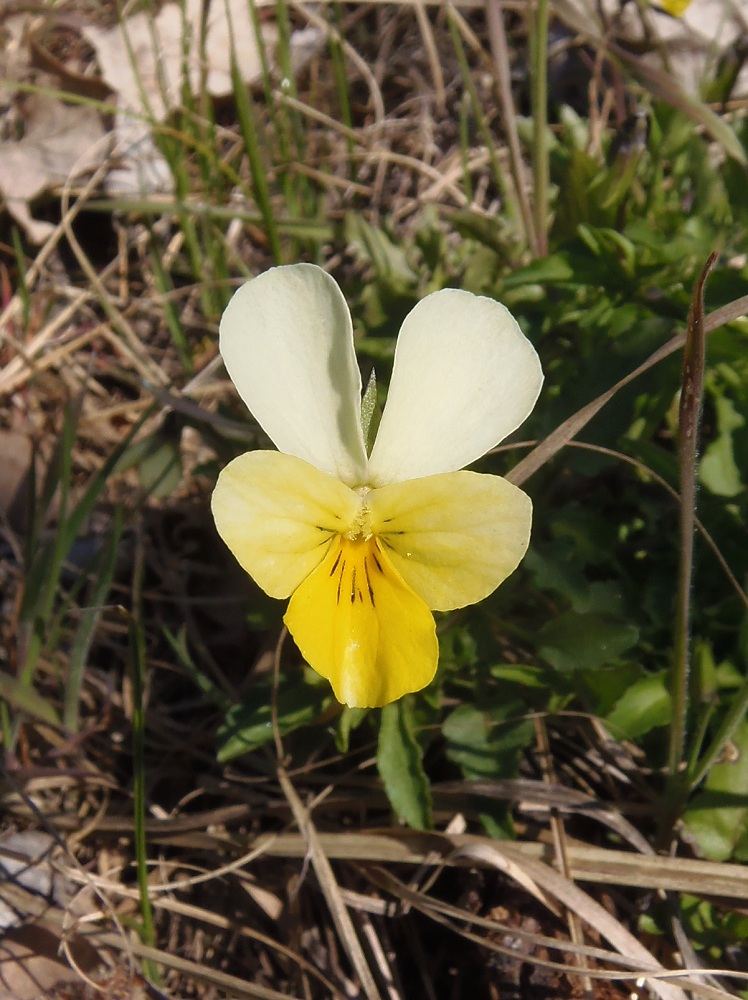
447;13;516;224
486;0;536;254
64;512;123;732
128;531;159;983
149;238;194;373
529;0;550;256
659;252;717;844
231;55;283;264
330;3;354;172
458;95;473;204
668;255;715;778
17;412;75;691
689;672;748;790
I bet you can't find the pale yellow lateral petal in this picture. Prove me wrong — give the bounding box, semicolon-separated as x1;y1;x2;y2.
211;451;360;598
369;470;532;611
284;537;438;708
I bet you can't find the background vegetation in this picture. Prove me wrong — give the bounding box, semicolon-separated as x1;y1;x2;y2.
1;0;747;997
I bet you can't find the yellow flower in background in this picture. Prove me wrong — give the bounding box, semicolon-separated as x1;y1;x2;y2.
657;0;692;15
211;264;543;708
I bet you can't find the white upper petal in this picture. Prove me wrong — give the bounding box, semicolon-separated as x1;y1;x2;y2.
220;264;368;485
367;289;543;485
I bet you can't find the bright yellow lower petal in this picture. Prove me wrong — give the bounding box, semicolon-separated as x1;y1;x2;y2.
211;451;360;598
369;470;532;611
284;536;438;708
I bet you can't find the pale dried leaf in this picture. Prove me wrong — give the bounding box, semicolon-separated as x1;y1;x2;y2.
82;0;275;195
0;95;106;242
0;832;102;999
0;926;99;1000
201;0;278;97
84;8;193;123
0;430;32;527
82;6;189;195
242;880;284;921
82;0;323;195
106;113;176;197
0;16;31;106
0;832;78;931
84;0;276;117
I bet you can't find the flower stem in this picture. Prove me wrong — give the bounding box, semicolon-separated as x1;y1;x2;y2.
660;252;717;844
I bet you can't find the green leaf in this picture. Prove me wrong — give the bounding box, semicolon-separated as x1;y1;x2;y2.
335;706;369;753
700;396;746;497
64;513;123;732
683;720;748;861
139;439;183;498
344;213;417;291
443;702;533;779
377;700;432;829
217;677;330;761
550;148;613;242
714;393;746;435
605;672;671;740
538;613;639;672
0;670;61;726
502;253;573;290
700;433;744;497
490;662;551;691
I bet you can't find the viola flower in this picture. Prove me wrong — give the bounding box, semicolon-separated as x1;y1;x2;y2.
657;0;692;15
212;264;543;708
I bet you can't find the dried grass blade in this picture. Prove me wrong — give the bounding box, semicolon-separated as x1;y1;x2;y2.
0;880;300;1000
370;864;647;984
450;840;558;913
277;768;382;1000
435;777;653;854
364;866;739;999
253;830;748;898
608;41;747;167
77;880;345;998
508;293;748;487
95;933;303;1000
454;845;687;1000
552;0;746;166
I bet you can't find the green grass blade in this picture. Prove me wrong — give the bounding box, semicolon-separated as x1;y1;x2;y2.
446;11;518;237
63;511;124;732
127;556;159;982
230;56;283;263
17;408;153;709
329;3;354;168
0;671;61;727
148;239;194;373
689;672;748;792
529;0;550;256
